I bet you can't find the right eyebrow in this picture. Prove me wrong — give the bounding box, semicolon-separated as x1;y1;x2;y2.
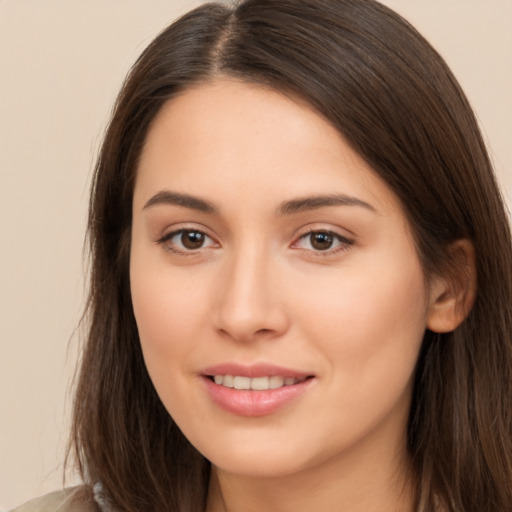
278;194;377;215
142;190;218;214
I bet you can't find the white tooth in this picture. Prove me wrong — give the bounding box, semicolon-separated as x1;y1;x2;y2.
251;376;270;390
223;375;234;388
214;375;223;385
269;376;285;389
233;376;251;390
284;377;296;386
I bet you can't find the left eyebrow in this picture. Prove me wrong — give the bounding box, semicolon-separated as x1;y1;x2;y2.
278;194;377;215
142;190;218;214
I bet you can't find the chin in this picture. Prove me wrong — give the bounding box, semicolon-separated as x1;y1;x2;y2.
210;452;312;479
189;428;330;479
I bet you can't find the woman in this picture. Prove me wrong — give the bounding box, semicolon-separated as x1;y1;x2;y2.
13;0;512;511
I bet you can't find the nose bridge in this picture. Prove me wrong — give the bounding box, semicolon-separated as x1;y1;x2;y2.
214;237;287;341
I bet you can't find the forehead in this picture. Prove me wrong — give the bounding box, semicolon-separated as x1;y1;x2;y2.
135;78;402;218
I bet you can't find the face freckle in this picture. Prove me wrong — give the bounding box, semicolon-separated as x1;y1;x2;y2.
129;78;432;481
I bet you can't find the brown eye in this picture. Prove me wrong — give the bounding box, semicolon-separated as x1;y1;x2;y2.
181;230;205;249
293;229;353;254
309;231;334;250
158;229;217;254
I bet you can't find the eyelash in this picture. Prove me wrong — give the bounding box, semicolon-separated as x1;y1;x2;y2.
156;229;218;256
156;228;354;257
293;230;354;256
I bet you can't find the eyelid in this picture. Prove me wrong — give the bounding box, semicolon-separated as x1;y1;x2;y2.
291;227;355;255
154;223;354;257
156;225;220;255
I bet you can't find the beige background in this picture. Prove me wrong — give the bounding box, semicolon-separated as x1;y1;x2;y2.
0;1;510;510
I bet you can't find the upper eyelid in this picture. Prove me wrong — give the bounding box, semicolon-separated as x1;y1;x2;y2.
161;229;215;244
298;229;352;240
157;224;216;241
292;223;356;242
293;230;354;246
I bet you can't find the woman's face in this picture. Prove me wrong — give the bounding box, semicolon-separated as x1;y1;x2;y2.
130;79;434;478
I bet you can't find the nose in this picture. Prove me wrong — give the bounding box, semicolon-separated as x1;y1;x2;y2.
213;245;290;343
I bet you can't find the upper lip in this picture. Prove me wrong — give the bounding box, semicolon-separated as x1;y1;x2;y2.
201;362;313;379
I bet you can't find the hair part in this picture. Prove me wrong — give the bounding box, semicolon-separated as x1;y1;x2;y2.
69;1;512;511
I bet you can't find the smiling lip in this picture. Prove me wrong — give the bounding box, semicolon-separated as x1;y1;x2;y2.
201;363;315;417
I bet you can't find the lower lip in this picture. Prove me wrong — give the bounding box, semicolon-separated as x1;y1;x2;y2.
202;376;314;417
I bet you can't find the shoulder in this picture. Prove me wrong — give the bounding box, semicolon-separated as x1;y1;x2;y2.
9;486;101;512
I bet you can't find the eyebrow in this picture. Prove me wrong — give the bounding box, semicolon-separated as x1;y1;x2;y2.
142;190;376;215
143;191;217;213
278;194;377;215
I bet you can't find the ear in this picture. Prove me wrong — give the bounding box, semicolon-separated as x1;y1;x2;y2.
427;239;477;333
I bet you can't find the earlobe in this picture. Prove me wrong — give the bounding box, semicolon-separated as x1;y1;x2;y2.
426;239;477;333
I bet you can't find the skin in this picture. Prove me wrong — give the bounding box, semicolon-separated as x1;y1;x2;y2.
130;79;460;512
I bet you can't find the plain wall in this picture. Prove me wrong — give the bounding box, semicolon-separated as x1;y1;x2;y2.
0;1;510;510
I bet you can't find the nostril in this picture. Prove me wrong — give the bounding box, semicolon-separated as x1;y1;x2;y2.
255;328;272;335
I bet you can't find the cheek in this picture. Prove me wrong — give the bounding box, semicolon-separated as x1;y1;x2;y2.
293;247;429;391
129;247;212;388
286;258;428;456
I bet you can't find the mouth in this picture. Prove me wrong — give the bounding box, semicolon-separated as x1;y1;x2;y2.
206;374;311;390
200;364;315;416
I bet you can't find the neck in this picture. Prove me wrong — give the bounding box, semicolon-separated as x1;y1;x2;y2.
205;430;416;512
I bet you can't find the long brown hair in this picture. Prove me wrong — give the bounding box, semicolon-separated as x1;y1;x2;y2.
70;1;512;510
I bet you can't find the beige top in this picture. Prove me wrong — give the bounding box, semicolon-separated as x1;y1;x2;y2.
9;487;104;512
